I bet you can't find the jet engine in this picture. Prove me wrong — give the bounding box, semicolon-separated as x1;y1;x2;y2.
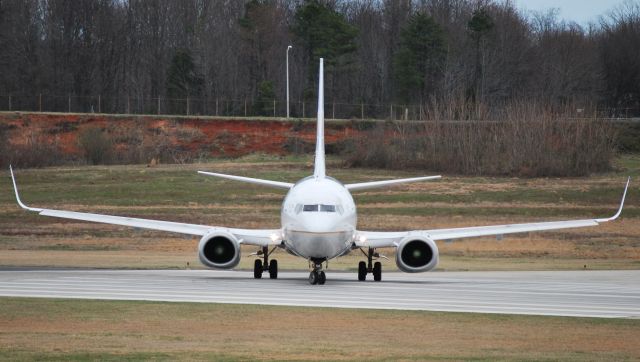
198;232;241;269
395;236;439;273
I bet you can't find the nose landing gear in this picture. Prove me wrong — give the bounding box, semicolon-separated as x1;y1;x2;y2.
308;259;326;285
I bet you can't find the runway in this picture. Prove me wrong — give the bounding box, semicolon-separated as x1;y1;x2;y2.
0;269;639;319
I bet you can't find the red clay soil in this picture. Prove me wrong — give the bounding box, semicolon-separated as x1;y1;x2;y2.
1;112;367;159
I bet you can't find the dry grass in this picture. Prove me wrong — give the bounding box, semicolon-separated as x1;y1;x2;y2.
1;297;639;361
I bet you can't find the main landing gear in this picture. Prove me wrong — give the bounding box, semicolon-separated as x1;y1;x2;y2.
308;259;326;285
253;246;278;279
358;248;382;282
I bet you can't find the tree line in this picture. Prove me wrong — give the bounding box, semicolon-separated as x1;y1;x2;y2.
0;0;639;118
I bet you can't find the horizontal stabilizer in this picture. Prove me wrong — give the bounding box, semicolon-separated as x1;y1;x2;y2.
198;171;293;190
345;175;441;191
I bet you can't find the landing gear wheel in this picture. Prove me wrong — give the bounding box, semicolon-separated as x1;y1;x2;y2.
253;259;263;279
358;261;367;281
318;271;326;285
269;259;278;279
373;261;382;282
308;271;319;285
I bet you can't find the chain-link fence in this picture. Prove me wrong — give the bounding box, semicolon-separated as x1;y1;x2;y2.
0;94;638;121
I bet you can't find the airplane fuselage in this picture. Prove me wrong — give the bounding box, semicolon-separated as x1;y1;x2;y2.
281;176;357;261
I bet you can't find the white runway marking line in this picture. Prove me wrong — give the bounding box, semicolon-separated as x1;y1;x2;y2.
3;282;638;309
1;270;639;319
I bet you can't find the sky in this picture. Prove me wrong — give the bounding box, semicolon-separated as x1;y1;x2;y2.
514;0;625;25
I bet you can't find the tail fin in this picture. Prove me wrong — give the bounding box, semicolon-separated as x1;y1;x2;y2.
314;58;326;179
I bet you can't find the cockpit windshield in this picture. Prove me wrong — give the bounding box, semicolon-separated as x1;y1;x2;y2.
299;204;340;213
303;204;319;212
320;204;336;212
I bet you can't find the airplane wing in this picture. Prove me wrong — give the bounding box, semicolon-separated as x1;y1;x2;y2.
355;177;630;248
10;166;280;247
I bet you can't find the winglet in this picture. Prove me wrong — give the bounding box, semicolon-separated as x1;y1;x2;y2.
596;176;630;223
313;58;326;179
9;166;42;212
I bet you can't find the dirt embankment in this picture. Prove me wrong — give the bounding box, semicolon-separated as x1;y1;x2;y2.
0;112;368;160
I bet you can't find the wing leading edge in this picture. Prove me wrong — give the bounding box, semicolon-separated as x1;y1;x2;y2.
356;177;630;248
10;166;280;246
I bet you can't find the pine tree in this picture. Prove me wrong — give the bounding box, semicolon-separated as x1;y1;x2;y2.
468;8;494;103
292;0;358;96
393;13;446;103
166;49;203;114
254;80;276;116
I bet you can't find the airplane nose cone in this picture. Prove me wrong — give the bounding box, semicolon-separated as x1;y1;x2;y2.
301;214;337;233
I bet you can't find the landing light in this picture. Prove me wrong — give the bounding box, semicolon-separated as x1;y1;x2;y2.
358;235;367;243
270;233;280;242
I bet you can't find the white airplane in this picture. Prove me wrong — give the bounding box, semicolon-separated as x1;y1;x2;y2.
10;59;630;285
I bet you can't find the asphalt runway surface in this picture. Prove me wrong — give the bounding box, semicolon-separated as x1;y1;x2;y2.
0;269;639;319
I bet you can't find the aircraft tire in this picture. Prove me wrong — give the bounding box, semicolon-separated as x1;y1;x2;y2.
308;271;318;285
269;259;278;279
254;259;263;279
373;261;382;282
318;271;326;285
358;261;367;281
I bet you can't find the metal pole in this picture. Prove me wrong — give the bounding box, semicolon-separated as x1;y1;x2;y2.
302;101;305;118
157;97;160;115
273;99;276;117
68;94;71;113
186;96;190;115
390;104;393;120
244;98;247;117
332;102;335;119
127;96;130;114
361;103;364;120
98;95;101;113
215;98;219;116
9;95;11;111
286;45;292;118
39;93;42;112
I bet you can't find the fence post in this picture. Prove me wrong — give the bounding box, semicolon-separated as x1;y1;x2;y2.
361;103;364;120
273;99;276;117
157;97;160;115
8;95;11;111
186;96;190;115
39;93;42;112
68;94;71;113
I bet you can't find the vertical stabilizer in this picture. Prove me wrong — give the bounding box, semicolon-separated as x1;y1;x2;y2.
314;58;326;179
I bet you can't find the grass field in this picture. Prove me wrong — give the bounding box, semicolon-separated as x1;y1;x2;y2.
1;297;639;361
0;154;638;272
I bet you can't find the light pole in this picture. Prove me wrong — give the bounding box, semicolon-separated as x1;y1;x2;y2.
286;45;292;118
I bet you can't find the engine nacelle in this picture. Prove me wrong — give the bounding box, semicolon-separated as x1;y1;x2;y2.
395;236;439;273
198;232;241;269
